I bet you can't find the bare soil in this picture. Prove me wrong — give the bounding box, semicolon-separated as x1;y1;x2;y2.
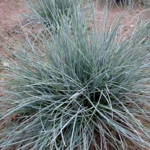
0;0;29;56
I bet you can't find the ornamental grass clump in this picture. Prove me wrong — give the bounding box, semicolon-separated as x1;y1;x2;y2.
102;0;150;8
27;0;75;30
1;10;150;150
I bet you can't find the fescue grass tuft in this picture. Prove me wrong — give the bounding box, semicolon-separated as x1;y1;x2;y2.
98;0;150;8
27;0;77;30
1;5;150;150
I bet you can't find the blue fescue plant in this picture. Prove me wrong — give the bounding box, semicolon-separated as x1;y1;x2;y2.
100;0;150;8
138;0;150;7
1;6;150;150
97;0;133;6
27;0;76;30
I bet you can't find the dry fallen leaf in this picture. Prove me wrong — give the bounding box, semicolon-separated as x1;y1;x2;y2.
11;115;18;122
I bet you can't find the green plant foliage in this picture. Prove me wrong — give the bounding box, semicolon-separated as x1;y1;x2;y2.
99;0;150;8
97;0;132;5
28;0;76;30
1;8;150;150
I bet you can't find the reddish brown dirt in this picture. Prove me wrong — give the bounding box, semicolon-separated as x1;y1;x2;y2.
0;0;149;150
0;0;29;57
